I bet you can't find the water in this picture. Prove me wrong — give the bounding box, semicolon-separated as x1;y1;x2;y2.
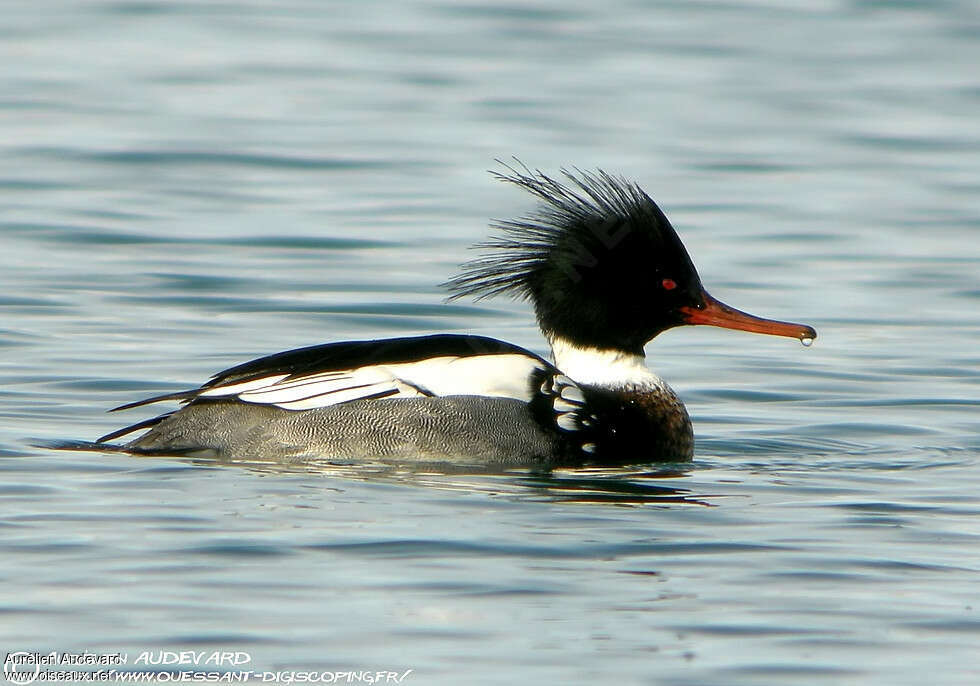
2;1;979;684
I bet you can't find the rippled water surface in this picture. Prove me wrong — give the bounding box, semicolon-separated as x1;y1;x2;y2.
2;1;979;684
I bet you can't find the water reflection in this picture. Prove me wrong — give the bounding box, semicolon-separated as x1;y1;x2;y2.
42;438;716;505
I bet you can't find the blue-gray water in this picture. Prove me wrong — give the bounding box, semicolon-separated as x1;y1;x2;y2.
2;1;978;684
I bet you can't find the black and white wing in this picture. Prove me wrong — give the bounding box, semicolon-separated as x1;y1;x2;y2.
531;372;601;458
100;334;552;442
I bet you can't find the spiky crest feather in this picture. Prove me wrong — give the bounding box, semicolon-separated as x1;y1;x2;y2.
444;160;671;302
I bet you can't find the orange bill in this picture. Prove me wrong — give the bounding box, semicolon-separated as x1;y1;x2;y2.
679;292;816;342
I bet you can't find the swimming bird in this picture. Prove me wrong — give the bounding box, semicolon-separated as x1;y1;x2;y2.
98;164;816;469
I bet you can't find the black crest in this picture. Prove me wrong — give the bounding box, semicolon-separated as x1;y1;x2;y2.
445;161;704;352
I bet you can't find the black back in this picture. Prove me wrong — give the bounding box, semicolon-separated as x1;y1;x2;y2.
204;333;552;387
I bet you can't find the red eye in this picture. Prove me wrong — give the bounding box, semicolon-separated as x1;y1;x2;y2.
661;278;677;291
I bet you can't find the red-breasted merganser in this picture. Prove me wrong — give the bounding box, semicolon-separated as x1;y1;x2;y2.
98;164;816;468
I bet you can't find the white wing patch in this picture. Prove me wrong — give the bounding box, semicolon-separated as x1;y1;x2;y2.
197;353;546;411
199;374;289;396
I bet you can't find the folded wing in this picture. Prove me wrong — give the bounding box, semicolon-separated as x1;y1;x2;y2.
101;335;554;442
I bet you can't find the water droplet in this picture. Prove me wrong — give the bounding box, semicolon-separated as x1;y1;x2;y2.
800;336;814;347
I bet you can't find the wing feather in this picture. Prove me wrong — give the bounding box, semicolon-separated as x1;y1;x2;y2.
109;334;555;415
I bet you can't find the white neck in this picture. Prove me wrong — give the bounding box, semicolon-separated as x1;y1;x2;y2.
548;336;665;390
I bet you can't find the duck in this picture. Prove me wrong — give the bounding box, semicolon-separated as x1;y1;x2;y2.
97;163;816;469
